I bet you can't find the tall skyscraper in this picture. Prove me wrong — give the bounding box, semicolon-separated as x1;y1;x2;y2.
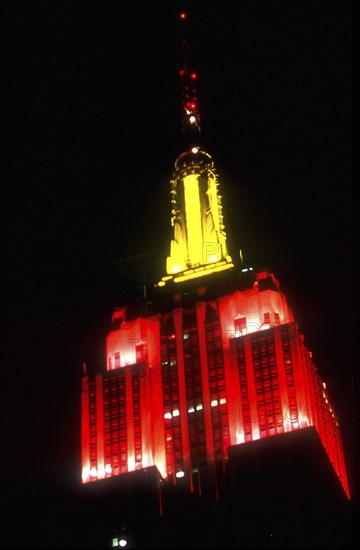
80;9;350;546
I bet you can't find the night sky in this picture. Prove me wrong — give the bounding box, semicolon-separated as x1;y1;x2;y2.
1;1;354;547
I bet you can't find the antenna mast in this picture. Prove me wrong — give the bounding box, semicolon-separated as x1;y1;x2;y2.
178;11;201;137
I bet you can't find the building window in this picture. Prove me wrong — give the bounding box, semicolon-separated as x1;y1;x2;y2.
114;352;120;369
136;344;145;362
235;316;246;337
263;312;271;325
274;312;280;325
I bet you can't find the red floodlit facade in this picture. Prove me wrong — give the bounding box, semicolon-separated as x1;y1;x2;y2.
81;10;350;507
81;269;350;500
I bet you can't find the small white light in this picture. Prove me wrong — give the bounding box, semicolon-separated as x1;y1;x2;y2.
164;412;172;419
188;407;195;413
119;539;127;547
189;115;196;124
176;470;185;478
323;382;327;389
211;400;218;407
105;464;112;474
97;464;105;478
241;268;248;272
249;267;253;271
172;409;180;417
90;467;97;478
112;538;118;547
196;404;203;411
219;397;227;405
191;147;199;154
82;468;90;482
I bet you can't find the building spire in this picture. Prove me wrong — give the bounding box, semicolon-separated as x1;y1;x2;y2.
156;10;234;288
178;11;201;138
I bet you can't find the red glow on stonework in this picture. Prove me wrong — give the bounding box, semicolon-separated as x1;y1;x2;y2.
82;281;350;500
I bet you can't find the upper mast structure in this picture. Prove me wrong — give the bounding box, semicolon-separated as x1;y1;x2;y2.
157;10;234;287
178;11;201;138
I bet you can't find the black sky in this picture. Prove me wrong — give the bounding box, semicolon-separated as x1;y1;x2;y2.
1;1;354;547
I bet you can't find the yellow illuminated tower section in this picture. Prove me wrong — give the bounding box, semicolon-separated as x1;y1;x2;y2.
160;147;234;285
158;12;234;287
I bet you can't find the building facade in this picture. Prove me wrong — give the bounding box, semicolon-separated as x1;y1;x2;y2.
81;264;349;500
80;11;350;524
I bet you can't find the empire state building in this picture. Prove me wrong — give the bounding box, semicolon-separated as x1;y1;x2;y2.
80;9;350;548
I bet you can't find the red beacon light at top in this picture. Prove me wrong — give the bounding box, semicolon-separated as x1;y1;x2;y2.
179;12;187;20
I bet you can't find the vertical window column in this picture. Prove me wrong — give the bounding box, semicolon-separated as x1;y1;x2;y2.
103;379;111;475
235;338;252;442
205;319;230;463
95;375;105;478
183;313;206;494
118;372;127;473
88;379;97;478
132;367;142;469
160;316;183;481
281;328;299;429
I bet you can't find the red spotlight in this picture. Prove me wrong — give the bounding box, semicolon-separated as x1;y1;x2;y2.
179;12;186;20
